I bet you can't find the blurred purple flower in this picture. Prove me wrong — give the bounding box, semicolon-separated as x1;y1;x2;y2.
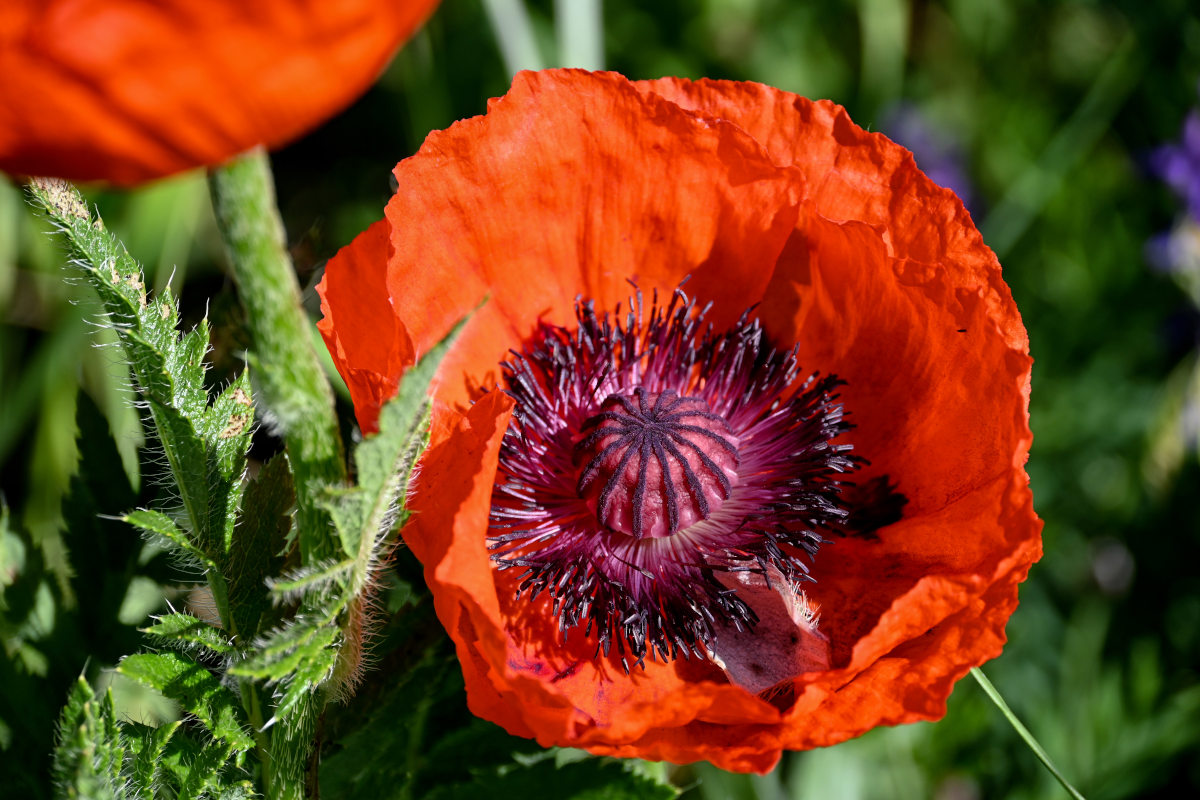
880;102;976;213
1144;222;1200;275
1150;110;1200;223
1146;98;1200;282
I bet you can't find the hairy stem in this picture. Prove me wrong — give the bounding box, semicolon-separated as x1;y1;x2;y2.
207;148;346;564
208;149;345;798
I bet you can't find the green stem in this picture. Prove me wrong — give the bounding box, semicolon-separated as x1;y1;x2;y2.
238;678;275;798
970;667;1087;800
208;148;345;799
207;148;346;566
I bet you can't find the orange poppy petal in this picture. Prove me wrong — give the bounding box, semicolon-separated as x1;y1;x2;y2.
0;0;440;184
319;70;1040;772
631;78;1040;750
377;69;806;411
317;218;415;434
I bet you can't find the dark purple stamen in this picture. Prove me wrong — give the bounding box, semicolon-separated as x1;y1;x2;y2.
488;285;863;667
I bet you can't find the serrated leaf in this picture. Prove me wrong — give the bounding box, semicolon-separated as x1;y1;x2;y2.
148;400;218;555
28;178;253;591
273;637;339;722
52;677;127;800
175;738;238;800
96;688;125;787
118;651;254;753
125;509;216;570
205;372;255;478
267;559;353;604
159;727;204;790
126;720;182;794
321;316;468;588
54;676;95;755
202;371;255;557
231;617;339;683
142;612;236;655
213;782;258;800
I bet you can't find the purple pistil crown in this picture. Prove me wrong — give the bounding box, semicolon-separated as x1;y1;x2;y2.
488;286;859;667
576;388;739;540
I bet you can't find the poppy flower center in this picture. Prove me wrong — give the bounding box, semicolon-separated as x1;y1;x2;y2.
576;388;739;539
488;286;874;667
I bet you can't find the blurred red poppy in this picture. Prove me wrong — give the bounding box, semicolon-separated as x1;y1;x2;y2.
0;0;440;184
318;69;1042;773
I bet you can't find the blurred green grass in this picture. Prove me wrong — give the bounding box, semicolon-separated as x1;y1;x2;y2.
3;0;1199;797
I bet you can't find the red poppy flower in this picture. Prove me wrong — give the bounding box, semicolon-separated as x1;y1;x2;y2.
0;0;440;184
317;69;1042;773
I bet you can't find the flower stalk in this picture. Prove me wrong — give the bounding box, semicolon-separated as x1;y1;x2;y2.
208;149;347;799
207;147;347;565
970;667;1087;800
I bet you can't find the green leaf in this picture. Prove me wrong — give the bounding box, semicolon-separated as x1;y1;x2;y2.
148;402;216;549
225;452;293;641
142;612;236;656
158;727;203;790
28;178;254;623
321;316;467;586
125;509;216;571
231;616;340;684
174;738;239;800
274;632;340;722
229;615;340;729
200;371;255;555
158;729;251;800
126;720;182;795
235;319;469;740
267;558;353;605
118;651;254;753
52;677;127;800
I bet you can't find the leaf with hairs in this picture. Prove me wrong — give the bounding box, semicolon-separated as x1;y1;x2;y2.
173;738;239;800
52;677;127;800
230;616;340;727
320;316;467;592
231;616;339;683
124;509;215;571
267;559;353;605
273;636;340;723
126;720;182;795
142;613;236;656
118;651;254;753
28;178;253;585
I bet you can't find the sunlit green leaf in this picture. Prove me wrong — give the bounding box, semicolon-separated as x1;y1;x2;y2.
142;612;236;656
319;316;466;584
126;719;182;795
118;651;254;753
124;509;215;571
231;616;339;684
52;678;126;800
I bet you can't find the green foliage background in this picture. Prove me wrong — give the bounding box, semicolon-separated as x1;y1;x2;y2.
3;0;1199;797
